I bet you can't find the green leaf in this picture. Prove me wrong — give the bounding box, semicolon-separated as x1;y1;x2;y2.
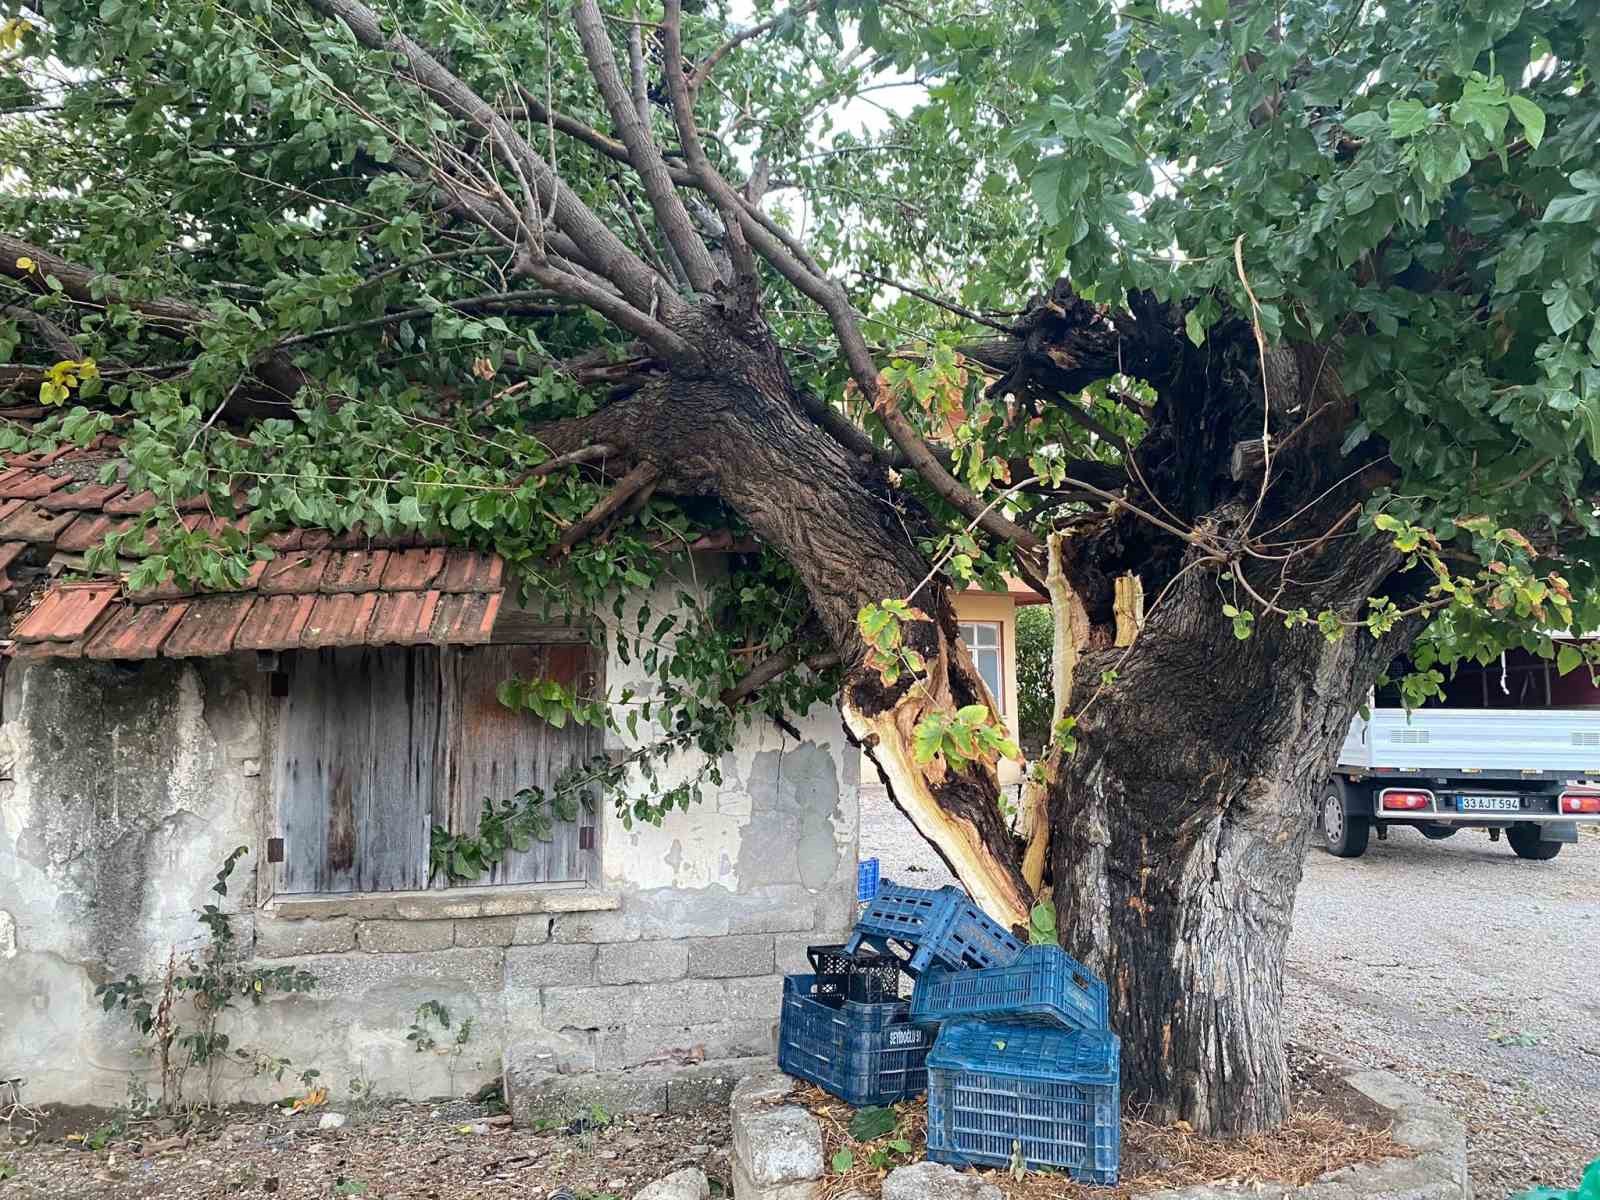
1387;99;1431;139
956;703;990;724
1543;191;1600;225
1184;308;1207;347
1543;282;1587;337
831;1149;855;1173
1506;95;1544;148
1556;644;1583;676
847;1107;898;1142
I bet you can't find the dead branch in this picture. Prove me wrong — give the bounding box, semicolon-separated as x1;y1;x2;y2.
557;460;662;552
720;647;842;707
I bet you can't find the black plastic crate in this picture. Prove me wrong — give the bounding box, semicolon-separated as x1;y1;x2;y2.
806;944;903;1002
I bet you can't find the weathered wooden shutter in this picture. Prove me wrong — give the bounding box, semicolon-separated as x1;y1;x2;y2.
274;647;443;894
441;643;599;886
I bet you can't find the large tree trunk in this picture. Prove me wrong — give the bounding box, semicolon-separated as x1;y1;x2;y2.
557;311;1035;923
1047;549;1412;1136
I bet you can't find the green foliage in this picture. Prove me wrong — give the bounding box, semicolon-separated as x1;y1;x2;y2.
1027;899;1057;946
911;704;1021;772
1013;605;1053;755
846;1106;899;1142
2;0;1596;837
94;849;317;1112
429;787;584;883
923;0;1600;674
831;1106;914;1173
406;1000;473;1054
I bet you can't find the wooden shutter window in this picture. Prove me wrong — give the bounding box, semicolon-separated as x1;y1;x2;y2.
272;642;600;895
273;647;443;895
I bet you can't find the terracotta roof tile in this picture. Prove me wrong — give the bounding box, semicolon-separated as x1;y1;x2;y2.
55;513;130;553
300;592;379;648
12;635;90;660
0;505;80;545
436;550;504;593
127;558;269;602
0;471;71;501
260;549;333;594
234;594;317;651
429;591;501;644
378;548;446;591
39;480;128;512
0;540;27;593
84;601;189;660
13;582;120;643
104;489;159;515
320;549;391;594
0;498;22;527
162;596;255;657
366;590;441;646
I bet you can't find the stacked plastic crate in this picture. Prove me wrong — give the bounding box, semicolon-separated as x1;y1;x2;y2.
776;881;1120;1185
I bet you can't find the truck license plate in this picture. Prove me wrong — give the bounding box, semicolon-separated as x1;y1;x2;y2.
1457;795;1520;812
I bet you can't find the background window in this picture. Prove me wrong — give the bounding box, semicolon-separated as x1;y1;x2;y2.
272;644;600;895
959;620;1004;713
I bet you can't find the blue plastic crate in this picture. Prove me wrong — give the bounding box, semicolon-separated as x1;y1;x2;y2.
845;883;1024;976
776;974;931;1106
856;858;881;902
926;1021;1120;1184
911;944;1109;1033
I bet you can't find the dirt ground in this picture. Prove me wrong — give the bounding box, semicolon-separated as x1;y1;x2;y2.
1;1044;1406;1200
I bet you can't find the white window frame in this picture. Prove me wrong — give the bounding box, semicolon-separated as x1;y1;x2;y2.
959;619;1005;715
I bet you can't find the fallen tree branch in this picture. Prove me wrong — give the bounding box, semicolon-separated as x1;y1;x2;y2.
556;460;661;552
720;647;842;707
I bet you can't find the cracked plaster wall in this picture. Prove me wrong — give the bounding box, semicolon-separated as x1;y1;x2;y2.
0;657;264;1105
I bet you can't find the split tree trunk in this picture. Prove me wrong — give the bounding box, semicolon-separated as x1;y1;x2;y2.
1047;560;1410;1136
551;314;1035;924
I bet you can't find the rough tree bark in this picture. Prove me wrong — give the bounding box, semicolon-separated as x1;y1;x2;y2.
1048;545;1413;1134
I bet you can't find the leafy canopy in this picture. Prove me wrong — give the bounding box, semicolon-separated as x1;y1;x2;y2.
1;0;1597;807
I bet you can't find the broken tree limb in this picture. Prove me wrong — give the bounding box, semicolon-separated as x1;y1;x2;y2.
556;461;661;552
1113;573;1145;647
843;614;1034;931
1020;532;1084;893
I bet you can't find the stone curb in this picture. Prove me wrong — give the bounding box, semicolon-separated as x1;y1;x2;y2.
726;1064;1469;1200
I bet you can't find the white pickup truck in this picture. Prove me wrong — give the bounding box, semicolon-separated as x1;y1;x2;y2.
1322;646;1600;860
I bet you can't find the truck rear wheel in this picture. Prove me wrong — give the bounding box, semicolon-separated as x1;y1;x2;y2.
1507;823;1562;861
1322;785;1369;858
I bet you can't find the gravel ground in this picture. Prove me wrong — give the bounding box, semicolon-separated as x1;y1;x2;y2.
861;786;1600;1197
0;1100;731;1199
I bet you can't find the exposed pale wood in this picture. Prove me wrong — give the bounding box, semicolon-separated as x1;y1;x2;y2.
1114;572;1145;647
843;620;1032;930
1021;533;1083;893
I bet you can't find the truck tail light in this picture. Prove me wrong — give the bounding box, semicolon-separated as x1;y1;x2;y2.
1379;789;1433;811
1559;792;1600;814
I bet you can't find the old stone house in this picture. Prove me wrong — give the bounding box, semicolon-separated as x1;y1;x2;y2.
0;437;860;1114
